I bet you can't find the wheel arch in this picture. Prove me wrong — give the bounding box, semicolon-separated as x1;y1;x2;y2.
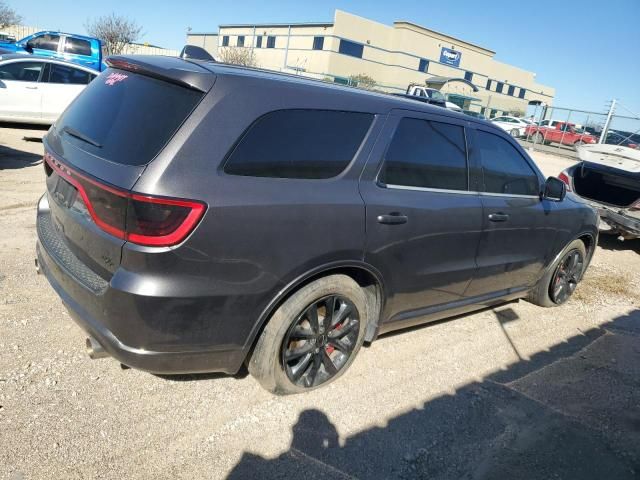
242;261;387;363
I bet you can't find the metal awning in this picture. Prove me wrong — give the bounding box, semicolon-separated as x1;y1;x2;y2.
446;93;482;103
425;76;479;92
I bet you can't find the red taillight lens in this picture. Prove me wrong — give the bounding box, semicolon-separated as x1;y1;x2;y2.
558;171;572;192
44;152;206;246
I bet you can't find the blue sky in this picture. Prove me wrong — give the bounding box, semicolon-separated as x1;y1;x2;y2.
11;0;640;115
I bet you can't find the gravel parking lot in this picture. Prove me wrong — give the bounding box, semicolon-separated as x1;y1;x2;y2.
1;124;639;479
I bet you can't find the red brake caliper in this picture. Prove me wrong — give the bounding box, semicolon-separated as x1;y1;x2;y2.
325;322;342;354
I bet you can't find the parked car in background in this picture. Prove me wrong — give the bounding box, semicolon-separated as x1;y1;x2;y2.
560;144;640;239
36;55;598;394
0;55;98;124
401;84;447;107
0;32;16;43
525;121;597;148
491;115;531;138
604;130;639;149
0;31;104;72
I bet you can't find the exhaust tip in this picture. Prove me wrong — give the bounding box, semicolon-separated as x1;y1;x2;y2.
86;337;109;360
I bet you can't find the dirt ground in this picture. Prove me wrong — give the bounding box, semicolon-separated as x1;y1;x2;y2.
1;125;639;479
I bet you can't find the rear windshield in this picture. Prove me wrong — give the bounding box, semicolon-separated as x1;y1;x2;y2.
54;68;203;166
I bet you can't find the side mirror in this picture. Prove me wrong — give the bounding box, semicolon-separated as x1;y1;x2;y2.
24;41;34;52
543;176;566;202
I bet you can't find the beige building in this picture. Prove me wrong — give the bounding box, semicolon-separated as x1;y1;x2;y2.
187;10;555;117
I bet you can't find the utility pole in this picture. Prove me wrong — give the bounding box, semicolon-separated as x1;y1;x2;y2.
599;99;616;144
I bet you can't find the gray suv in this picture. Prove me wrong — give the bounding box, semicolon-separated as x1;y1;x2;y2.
36;56;598;394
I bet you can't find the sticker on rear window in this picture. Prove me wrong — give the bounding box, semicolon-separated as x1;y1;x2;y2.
105;72;128;86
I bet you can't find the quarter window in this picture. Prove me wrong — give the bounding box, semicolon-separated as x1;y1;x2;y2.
266;36;276;48
224;110;373;179
0;61;44;82
312;36;324;50
338;39;363;58
379;118;468;191
476;131;540;196
28;33;60;51
64;37;92;56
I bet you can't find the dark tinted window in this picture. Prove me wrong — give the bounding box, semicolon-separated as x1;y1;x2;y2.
496;82;504;93
222;36;229;47
418;58;429;72
476;131;540;196
224;110;373;179
64;37;92;56
380;118;468;191
312;36;324;50
0;61;44;81
28;33;60;51
464;71;473;82
256;36;262;48
54;68;203;166
507;85;515;96
267;36;276;48
518;88;526;99
237;36;245;47
47;64;94;85
486;79;492;90
339;39;363;58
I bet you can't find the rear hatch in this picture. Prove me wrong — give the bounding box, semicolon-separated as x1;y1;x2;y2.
42;56;213;278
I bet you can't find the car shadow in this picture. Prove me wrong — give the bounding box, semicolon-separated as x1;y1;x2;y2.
0;143;42;169
598;234;640;254
226;310;640;479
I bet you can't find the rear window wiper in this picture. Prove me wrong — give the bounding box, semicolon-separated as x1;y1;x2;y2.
62;126;102;148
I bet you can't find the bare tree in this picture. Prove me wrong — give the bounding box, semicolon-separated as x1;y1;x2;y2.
219;46;257;67
85;13;142;56
349;73;377;90
0;1;21;29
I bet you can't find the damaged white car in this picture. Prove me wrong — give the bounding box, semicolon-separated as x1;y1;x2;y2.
559;144;640;240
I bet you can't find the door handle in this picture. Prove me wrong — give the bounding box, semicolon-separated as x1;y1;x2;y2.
488;212;510;222
377;213;408;225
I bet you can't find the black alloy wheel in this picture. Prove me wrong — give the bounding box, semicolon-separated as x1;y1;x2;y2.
281;295;360;388
549;249;584;304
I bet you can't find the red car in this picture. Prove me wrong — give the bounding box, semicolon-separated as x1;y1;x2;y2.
526;122;597;148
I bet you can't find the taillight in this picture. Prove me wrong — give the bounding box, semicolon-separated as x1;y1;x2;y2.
44;152;206;247
558;171;572;192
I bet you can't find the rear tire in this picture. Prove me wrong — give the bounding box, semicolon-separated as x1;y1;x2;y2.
510;128;520;138
528;239;587;307
533;132;545;144
248;274;368;395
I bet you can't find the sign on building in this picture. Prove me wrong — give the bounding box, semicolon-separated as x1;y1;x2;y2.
440;47;462;67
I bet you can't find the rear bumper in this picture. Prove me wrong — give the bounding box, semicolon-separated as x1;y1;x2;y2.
598;208;640;237
36;194;246;374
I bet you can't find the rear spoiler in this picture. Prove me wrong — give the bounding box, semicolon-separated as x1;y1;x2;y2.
106;55;215;93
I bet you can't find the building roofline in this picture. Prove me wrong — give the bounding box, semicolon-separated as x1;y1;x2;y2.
393;21;496;56
187;31;219;36
219;21;333;29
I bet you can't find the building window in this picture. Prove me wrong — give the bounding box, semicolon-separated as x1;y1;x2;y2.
237;36;245;47
464;71;473;82
480;107;486;117
312;36;324;50
507;85;515;96
490;109;499;118
518;88;526;99
266;36;276;48
338;39;363;58
485;79;492;90
256;36;262;48
418;59;429;73
496;82;504;93
222;36;229;47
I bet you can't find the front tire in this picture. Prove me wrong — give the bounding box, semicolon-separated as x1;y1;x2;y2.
510;128;520;138
528;239;587;307
248;275;368;394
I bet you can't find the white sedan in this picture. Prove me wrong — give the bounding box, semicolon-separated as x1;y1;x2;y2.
0;55;98;124
490;116;532;138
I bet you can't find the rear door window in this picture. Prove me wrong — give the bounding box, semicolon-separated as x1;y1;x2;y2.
64;37;92;56
476;130;540;196
54;68;204;166
47;64;95;85
224;110;373;179
379;117;468;191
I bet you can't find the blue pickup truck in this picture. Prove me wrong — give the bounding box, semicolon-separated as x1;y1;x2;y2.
0;31;104;71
